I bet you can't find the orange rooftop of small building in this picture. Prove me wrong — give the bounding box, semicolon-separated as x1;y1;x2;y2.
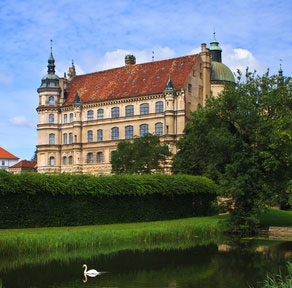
0;147;19;159
9;160;37;169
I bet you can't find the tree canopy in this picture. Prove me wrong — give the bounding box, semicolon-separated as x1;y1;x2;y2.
173;70;292;234
111;134;171;174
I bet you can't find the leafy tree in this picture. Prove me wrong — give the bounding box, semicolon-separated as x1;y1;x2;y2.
111;134;171;174
31;149;37;161
173;70;292;235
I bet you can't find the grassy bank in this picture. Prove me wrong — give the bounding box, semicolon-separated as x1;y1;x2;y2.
258;209;292;228
0;215;227;256
0;208;290;257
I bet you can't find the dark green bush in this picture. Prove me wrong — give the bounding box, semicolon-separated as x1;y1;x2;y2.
0;170;218;228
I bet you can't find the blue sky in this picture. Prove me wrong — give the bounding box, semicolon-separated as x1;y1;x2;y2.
0;0;292;160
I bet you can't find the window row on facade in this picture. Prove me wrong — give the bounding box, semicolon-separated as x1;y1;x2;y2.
49;155;73;166
48;153;104;166
87;101;163;121
48;102;163;124
48;122;163;145
49;113;74;124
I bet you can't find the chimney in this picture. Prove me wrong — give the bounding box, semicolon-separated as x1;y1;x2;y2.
201;43;207;52
125;54;136;65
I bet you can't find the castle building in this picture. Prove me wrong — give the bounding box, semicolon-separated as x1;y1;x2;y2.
36;35;234;174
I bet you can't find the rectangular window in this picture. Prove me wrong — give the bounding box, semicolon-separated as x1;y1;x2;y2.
111;127;119;140
64;114;67;124
125;125;133;139
97;152;103;163
97;129;103;142
140;103;149;115
111;107;120;118
155;101;163;113
87;110;94;121
63;133;67;144
69;133;73;144
97;109;104;120
87;153;94;163
155;122;163;136
188;83;192;92
88;130;93;143
140;124;149;136
125;105;134;117
49;134;55;144
69;113;73;123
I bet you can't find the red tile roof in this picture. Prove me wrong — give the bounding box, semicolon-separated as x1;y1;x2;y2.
63;54;199;106
9;160;37;169
0;147;19;159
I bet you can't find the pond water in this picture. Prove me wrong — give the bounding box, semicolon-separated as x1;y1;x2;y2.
0;240;291;288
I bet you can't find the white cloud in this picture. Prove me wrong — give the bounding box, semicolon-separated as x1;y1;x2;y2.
222;45;266;75
96;47;176;71
9;116;35;128
0;72;12;84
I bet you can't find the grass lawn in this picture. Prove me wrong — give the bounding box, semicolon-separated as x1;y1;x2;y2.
258;209;292;228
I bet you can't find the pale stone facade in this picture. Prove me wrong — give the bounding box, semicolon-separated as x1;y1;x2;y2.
36;36;233;174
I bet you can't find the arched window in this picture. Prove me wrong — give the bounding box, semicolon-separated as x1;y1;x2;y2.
88;130;93;142
111;127;119;140
69;133;73;144
49;156;55;166
140;124;149;136
140;103;149;115
155;122;163;136
49;114;54;123
69;156;73;165
49;133;55;144
97;152;103;163
64;114;67;124
111;107;119;118
97;129;103;142
69;113;73;123
125;105;134;117
87;110;94;121
87;152;94;163
63;133;67;144
63;156;67;165
97;109;104;120
125;125;133;139
155;101;163;113
49;96;54;105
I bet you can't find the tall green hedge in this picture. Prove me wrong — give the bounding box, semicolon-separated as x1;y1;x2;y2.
0;171;218;228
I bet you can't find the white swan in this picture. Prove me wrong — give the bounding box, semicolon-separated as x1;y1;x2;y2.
82;264;100;277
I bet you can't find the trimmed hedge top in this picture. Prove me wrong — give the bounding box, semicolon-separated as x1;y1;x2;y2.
0;171;218;197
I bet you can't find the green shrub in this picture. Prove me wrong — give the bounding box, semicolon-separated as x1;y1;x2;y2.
0;171;218;228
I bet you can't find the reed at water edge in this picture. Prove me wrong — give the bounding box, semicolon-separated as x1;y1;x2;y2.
0;215;226;256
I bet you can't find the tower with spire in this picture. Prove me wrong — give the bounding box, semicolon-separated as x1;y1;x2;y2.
36;41;62;173
207;33;235;97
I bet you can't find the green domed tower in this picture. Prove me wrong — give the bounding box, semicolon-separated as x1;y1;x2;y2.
209;33;235;83
209;33;234;97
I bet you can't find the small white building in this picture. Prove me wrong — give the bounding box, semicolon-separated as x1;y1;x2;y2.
0;147;19;171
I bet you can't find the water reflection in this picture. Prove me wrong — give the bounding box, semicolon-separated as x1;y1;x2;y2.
0;240;291;288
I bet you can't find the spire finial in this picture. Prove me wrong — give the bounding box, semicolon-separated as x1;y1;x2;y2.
152;51;154;62
47;40;55;74
279;59;283;77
